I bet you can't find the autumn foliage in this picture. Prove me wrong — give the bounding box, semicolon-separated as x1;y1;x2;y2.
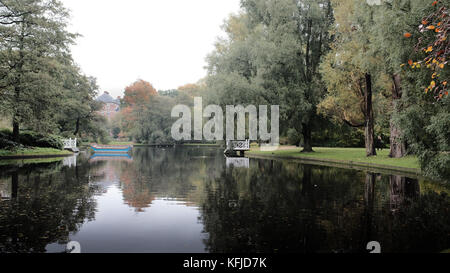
123;79;158;107
404;0;449;99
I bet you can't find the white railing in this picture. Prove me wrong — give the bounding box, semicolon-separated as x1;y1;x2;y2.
226;140;250;151
63;138;77;149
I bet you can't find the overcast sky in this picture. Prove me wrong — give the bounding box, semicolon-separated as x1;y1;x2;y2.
64;0;241;98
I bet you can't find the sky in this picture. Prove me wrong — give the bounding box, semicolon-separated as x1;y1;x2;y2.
64;0;241;98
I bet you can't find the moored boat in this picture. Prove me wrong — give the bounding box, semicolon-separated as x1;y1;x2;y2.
90;144;132;153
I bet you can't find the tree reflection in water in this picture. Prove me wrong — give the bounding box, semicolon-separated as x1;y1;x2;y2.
200;159;450;253
0;156;102;253
0;147;448;253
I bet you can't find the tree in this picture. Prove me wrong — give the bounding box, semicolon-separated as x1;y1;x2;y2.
406;0;449;99
207;0;334;152
56;63;102;138
122;79;157;107
120;79;158;139
0;0;76;141
389;0;449;181
319;0;381;156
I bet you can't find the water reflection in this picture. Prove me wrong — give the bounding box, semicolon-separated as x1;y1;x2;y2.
0;158;100;253
226;157;250;169
0;147;448;253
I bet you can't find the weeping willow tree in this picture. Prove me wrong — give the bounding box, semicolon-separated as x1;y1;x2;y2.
206;0;334;152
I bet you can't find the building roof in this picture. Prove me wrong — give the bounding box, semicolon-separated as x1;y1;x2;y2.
96;91;120;105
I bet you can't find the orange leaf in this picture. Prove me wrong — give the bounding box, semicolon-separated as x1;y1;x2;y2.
445;91;449;96
404;32;412;38
432;1;438;6
408;59;413;66
422;20;429;25
427;25;436;30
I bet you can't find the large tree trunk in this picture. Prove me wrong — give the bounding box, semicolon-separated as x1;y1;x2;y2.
301;123;313;152
12;119;20;143
389;74;406;158
74;117;80;136
364;74;376;157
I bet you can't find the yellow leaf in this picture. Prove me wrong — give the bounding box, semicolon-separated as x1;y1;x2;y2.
440;63;445;69
425;46;433;53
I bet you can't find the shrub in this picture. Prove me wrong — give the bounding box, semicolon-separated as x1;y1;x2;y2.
0;130;63;150
0;138;21;150
36;135;63;149
0;129;12;141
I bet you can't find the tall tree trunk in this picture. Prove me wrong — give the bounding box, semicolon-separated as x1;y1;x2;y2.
12;119;20;143
74;117;80;136
364;73;376;157
389;74;406;158
301;123;313;152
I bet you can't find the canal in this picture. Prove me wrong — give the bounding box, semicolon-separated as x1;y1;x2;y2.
0;147;448;253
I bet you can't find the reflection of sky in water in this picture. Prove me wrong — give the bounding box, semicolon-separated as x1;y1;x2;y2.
47;185;206;253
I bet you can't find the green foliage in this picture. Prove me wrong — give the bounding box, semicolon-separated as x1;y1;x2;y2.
372;0;450;181
206;0;334;151
112;127;121;139
395;87;450;181
0;129;63;150
0;0;106;141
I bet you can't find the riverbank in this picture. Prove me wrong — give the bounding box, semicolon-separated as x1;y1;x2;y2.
0;147;72;159
247;147;420;174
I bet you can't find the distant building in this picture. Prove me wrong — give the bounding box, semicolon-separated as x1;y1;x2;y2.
96;91;121;121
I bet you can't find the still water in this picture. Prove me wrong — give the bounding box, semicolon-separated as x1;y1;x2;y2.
0;147;449;253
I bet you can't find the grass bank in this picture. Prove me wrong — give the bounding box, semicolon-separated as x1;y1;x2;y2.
247;147;420;173
0;147;72;158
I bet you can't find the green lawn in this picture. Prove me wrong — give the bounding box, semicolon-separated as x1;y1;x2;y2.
248;147;420;170
109;141;135;145
0;147;72;157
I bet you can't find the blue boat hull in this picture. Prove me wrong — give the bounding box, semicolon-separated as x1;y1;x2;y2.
90;146;132;153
